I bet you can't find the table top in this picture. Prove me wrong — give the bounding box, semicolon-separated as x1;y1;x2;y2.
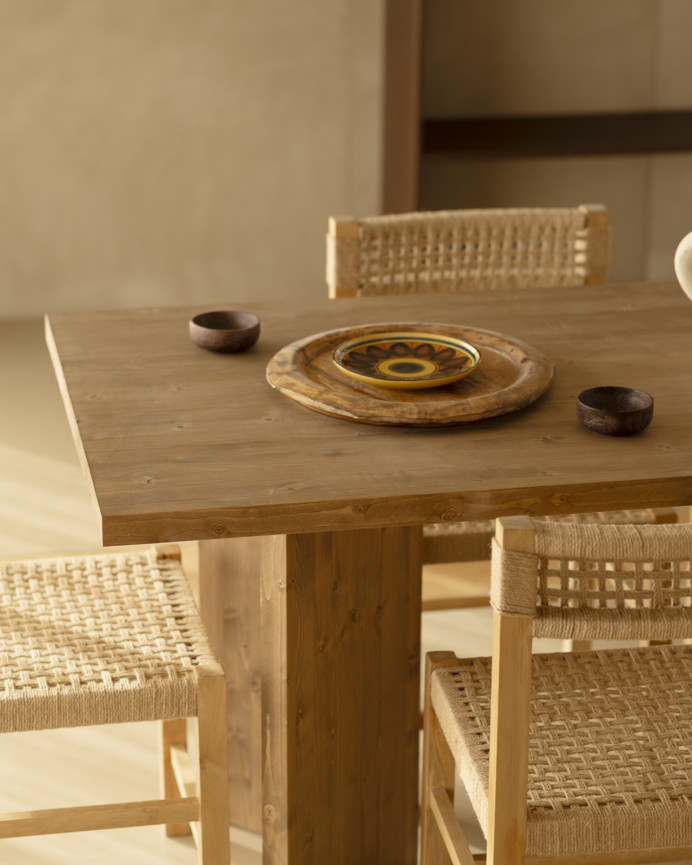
46;282;692;546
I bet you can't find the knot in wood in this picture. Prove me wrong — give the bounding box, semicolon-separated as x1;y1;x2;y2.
439;508;459;522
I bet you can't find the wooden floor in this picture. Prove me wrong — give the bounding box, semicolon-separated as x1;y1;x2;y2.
1;318;688;864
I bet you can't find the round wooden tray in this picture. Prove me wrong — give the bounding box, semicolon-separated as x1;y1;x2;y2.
266;322;554;427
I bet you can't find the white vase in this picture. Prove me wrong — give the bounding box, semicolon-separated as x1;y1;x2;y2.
674;231;692;300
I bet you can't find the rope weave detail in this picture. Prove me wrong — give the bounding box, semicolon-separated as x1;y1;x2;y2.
534;520;692;562
0;549;216;731
490;544;537;617
432;645;692;856
333;208;608;295
492;522;692;641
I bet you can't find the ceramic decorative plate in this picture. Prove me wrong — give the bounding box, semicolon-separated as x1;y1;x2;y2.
332;331;481;389
266;322;554;426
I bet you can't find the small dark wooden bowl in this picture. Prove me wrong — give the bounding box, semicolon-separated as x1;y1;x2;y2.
189;310;260;353
576;386;653;436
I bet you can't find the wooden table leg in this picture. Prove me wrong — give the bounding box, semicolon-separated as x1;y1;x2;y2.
261;527;422;865
198;537;263;833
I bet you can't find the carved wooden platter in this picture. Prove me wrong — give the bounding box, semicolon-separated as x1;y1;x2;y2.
266;322;554;427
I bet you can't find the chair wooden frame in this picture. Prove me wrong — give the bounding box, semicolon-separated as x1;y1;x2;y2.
421;516;692;865
158;666;230;861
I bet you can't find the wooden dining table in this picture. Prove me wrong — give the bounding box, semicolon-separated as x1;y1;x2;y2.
46;281;692;865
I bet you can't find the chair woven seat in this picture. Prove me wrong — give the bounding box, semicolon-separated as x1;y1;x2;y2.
0;549;216;733
432;644;692;857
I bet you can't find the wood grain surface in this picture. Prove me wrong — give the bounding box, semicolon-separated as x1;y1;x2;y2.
45;283;692;546
260;527;422;865
265;322;553;426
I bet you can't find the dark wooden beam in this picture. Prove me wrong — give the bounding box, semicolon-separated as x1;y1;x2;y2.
382;0;423;212
422;111;692;159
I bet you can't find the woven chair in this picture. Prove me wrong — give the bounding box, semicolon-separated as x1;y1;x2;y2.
422;515;692;865
325;205;610;299
326;205;677;614
422;507;679;614
0;546;229;863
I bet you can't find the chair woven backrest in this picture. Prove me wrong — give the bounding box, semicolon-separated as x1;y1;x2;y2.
491;520;692;641
326;205;609;298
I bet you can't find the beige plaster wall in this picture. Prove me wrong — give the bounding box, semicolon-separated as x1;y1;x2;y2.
0;1;383;317
420;0;692;283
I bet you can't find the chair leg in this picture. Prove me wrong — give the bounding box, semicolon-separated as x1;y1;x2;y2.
196;666;230;865
421;651;461;865
160;718;192;836
486;612;531;865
